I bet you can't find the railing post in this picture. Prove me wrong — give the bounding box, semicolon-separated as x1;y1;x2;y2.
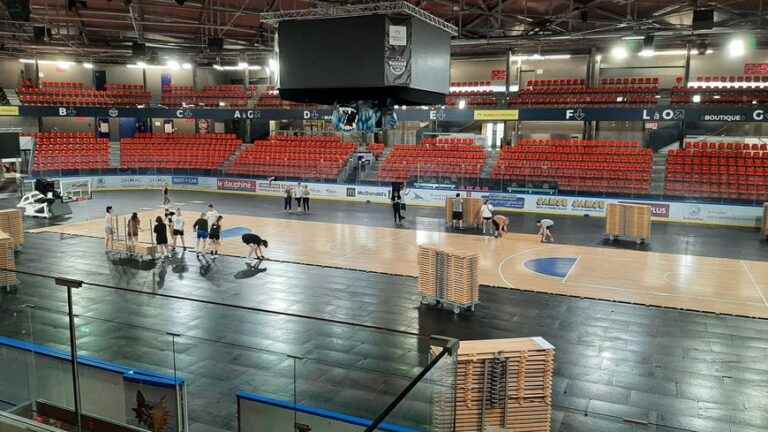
56;277;83;432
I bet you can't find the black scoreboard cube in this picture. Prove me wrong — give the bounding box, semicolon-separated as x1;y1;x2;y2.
277;14;450;106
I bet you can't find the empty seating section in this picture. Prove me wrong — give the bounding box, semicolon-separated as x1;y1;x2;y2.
492;139;652;194
161;85;248;107
671;76;768;104
18;81;150;106
510;77;659;106
447;81;495;107
368;143;385;159
666;141;768;200
227;136;354;180
121;133;240;169
378;138;485;182
33;132;109;171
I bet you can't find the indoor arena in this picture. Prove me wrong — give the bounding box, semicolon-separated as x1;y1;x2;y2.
0;1;767;432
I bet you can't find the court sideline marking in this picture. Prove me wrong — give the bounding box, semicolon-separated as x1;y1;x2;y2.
741;260;768;307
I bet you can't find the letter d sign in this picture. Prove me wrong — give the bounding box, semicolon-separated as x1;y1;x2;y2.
303;111;310;119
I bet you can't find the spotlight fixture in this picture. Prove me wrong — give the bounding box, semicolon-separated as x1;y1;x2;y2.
696;40;708;55
611;45;628;60
728;38;745;57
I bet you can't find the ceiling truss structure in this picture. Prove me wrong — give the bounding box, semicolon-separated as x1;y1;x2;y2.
0;0;763;63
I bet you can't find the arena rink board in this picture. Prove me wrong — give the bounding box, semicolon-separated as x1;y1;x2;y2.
30;209;768;318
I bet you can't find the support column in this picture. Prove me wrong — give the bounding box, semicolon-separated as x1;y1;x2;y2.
505;49;512;97
683;42;692;87
243;67;251;142
34;57;40;87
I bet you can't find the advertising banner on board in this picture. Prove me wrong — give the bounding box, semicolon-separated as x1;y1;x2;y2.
68;175;766;227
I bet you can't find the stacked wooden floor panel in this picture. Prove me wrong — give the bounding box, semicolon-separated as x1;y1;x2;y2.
0;231;17;286
417;245;479;307
448;337;555;432
605;203;651;242
445;197;483;228
0;209;24;248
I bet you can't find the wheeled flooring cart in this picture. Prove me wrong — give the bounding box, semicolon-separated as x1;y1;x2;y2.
434;337;555;432
418;245;479;314
445;197;483;229
605;203;651;244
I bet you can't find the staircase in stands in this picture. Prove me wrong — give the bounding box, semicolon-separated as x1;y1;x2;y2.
480;148;499;178
651;152;667;195
221;142;254;172
109;141;121;168
359;145;395;181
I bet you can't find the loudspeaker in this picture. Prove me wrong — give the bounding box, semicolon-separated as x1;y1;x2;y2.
33;26;48;42
208;38;223;51
93;70;106;91
643;35;654;50
692;9;714;30
132;42;147;57
5;0;30;21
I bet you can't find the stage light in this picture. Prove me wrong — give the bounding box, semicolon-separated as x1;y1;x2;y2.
692;94;701;103
82;62;93;69
167;60;180;70
238;62;248;68
696;40;708;55
728;38;745;57
458;99;466;109
611;45;628;59
181;63;192;69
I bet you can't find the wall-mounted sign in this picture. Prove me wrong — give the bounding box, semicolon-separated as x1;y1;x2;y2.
474;109;518;121
491;69;507;81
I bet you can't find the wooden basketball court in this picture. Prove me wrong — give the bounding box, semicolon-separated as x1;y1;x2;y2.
30;209;768;319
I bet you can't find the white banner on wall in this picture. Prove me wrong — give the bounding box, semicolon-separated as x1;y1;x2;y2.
80;175;763;227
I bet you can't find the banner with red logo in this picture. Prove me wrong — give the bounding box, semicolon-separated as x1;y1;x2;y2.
491;69;507;81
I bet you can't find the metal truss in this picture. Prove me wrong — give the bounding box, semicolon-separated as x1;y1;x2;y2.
261;1;458;35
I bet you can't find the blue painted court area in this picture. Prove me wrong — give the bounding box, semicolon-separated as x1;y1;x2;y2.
221;226;252;239
523;257;578;279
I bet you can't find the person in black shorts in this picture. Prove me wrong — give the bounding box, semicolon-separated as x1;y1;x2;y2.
153;215;169;258
208;215;222;259
242;233;269;262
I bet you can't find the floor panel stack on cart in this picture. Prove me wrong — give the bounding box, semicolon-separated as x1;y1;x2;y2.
418;245;479;313
605;203;652;244
449;338;555;432
445;197;483;229
0;208;24;249
0;231;17;287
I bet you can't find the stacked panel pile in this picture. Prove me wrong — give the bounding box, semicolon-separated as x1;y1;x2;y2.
0;231;17;286
605;203;651;242
417;245;479;307
0;209;23;249
445;197;483;228
447;338;555;432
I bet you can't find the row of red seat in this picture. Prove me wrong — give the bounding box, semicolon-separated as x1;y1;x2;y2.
492;140;652;194
519;139;642;147
227;137;354;180
670;95;768;105
509;95;658;106
121;133;240;169
378;143;486;181
33;132;110;171
685;142;766;151
521;85;659;95
676;76;768;86
446;96;496;106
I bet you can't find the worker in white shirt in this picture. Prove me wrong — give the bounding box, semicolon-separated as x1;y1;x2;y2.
479;200;494;235
537;219;555;243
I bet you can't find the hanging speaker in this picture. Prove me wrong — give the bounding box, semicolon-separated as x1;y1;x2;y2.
208;38;223;51
132;42;147;57
33;26;47;42
643;35;655;50
692;9;714;30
